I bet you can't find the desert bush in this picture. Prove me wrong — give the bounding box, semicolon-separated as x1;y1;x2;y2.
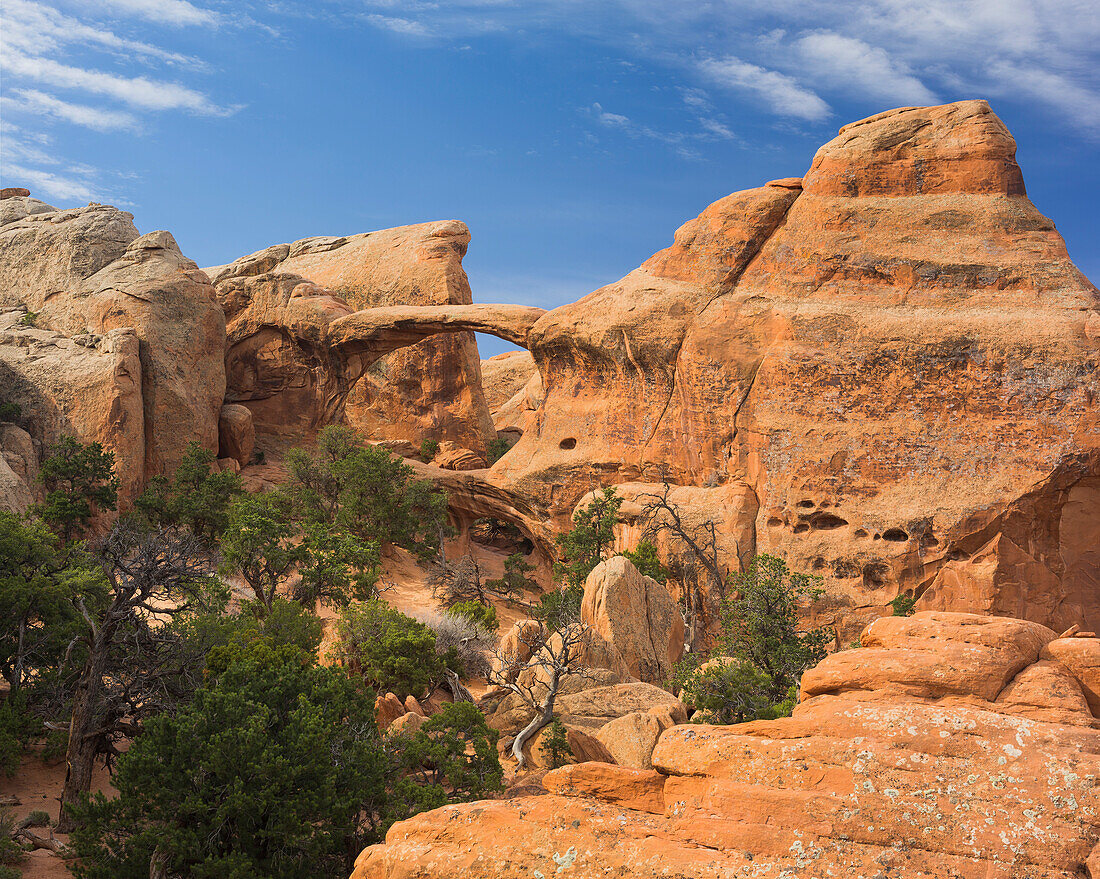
539;718;571;769
420;438;440;462
69;639;388;879
34;436;119;542
410;606;495;679
673;554;831;723
890;593;916;616
334;600;455;699
133;441;241;540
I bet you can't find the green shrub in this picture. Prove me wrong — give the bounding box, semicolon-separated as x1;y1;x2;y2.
0;403;19;423
334;600;451;699
486;437;511;464
555;487;621;589
34;436;119;542
389;701;502;804
420;438;440;462
18;311;36;327
69;640;388;879
618;539;667;582
890;593;916;617
286;426;448;561
672;555;832;724
539;718;571;769
133;441;242;540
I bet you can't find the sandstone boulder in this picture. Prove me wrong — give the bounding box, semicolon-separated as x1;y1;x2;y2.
580;556;684;684
434;440;486;471
374;693;405;731
1042;637;1100;716
800;611;1057;704
217;404;255;466
0;309;145;503
593;710;662;769
542;763;665;814
0;206;225;491
386;712;425;738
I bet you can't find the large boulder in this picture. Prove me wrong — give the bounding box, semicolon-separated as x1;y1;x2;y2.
217;404;255;466
0;309;145;503
580;556;684;684
800;611;1058;704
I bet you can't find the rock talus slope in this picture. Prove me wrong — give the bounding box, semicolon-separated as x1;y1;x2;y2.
352;613;1100;879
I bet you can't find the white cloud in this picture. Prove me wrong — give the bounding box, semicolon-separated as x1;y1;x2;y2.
363;14;432;37
587;101;735;158
988;60;1100;135
94;0;221;27
4;51;233;115
5;90;140;132
0;0;203;67
0;162;96;201
699;56;830;121
795;32;937;105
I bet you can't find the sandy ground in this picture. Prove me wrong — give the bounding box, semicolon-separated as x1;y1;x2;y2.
1;746;114;878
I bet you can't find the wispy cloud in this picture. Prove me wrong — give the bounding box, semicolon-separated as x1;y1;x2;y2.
0;0;204;67
795;32;938;105
588;100;736;159
4;90;140;132
95;0;221;28
4;51;233;115
698;57;830;122
363;13;432;37
0;162;97;201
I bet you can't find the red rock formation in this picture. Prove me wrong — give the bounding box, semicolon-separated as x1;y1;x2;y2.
471;100;1099;641
209;223;500;455
352;612;1100;878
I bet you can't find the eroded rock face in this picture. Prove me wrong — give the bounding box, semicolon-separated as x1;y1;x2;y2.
0;309;145;503
0;202;226;495
210;223;497;454
352;613;1100;879
486;100;1099;641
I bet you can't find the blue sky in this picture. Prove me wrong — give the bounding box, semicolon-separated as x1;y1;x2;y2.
2;0;1097;358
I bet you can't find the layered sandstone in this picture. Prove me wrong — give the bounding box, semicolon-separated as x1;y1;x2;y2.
352;612;1100;879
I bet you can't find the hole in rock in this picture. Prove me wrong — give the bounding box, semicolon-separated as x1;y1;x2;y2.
810;512;848;530
811;556;827;570
853;528;869;538
793;523;810;534
882;528;909;542
797;500;816;509
559;437;577;450
862;562;889;589
767;517;783;527
946;548;971;561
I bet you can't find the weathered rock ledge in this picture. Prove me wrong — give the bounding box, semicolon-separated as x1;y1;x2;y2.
352;612;1100;879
